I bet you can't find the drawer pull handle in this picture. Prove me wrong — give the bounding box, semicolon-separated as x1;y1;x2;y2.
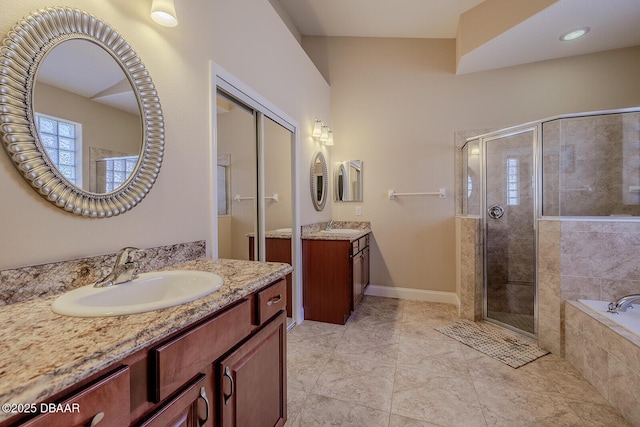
266;295;282;306
88;412;104;426
223;366;234;405
198;386;209;426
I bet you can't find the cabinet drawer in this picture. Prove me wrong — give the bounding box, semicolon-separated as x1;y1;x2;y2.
255;279;286;325
139;373;210;427
151;299;252;403
21;366;130;427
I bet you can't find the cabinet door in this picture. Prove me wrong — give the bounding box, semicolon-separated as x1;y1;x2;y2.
139;374;212;427
363;246;370;289
352;252;364;309
219;312;286;427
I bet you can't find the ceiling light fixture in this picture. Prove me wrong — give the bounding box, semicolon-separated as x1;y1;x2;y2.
560;27;590;41
151;0;178;27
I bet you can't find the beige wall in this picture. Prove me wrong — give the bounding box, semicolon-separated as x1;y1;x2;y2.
0;0;330;270
303;36;640;294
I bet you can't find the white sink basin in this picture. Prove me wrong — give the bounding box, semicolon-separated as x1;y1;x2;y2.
274;228;292;233
51;270;223;317
320;228;361;234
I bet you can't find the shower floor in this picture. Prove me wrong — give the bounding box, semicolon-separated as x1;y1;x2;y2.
487;311;534;334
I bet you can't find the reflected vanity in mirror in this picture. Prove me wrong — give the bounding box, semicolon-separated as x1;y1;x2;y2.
0;7;164;218
310;151;328;211
334;160;363;202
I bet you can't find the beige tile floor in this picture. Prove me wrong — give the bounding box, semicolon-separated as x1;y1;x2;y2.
285;296;630;427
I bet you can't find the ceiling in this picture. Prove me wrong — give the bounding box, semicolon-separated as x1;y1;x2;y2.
275;0;640;74
37;39;139;115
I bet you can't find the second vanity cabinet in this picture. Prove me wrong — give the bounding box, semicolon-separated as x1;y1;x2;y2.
302;233;370;324
4;278;288;427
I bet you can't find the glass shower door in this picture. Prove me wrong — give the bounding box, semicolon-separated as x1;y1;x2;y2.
483;128;537;335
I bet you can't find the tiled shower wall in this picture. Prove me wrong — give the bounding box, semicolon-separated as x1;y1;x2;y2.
457;218;640;354
538;219;640;354
542;112;640;216
456;216;482;321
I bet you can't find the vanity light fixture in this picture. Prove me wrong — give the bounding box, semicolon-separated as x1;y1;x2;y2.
312;118;323;138
560;27;589;41
320;125;329;142
312;117;333;146
151;0;178;27
326;131;334;146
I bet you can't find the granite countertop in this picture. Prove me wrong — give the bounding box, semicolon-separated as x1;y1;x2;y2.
301;221;371;241
302;228;370;241
0;258;292;420
247;229;293;239
247;222;372;241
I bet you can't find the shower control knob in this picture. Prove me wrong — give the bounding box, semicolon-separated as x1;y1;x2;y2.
488;204;505;219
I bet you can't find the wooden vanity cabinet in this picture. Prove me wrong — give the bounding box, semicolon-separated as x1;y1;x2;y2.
17;365;130;427
138;373;211;427
352;236;371;309
140;278;287;427
5;278;287;427
302;233;370;324
249;237;292;317
218;311;286;427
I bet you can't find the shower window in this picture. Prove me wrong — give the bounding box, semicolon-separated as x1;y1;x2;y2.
99;156;137;192
35;113;81;186
507;157;520;206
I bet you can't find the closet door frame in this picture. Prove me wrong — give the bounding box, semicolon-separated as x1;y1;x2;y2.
209;61;301;325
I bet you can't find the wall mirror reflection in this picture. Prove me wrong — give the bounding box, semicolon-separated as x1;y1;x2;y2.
217;154;231;216
0;7;164;218
334;160;363;202
34;39;142;194
216;93;256;260
310;152;328;211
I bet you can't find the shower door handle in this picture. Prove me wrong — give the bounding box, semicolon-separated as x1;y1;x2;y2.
488;204;505;219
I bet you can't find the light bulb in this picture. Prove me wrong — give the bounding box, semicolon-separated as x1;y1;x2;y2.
312;118;323;138
320;126;329;142
560;27;589;41
326;131;334;146
151;0;178;27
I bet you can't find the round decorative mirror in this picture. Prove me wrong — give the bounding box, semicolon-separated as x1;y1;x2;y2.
0;7;164;218
310;151;328;211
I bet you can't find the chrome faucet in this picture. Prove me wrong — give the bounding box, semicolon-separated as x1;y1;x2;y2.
607;294;640;314
326;220;336;231
94;247;140;288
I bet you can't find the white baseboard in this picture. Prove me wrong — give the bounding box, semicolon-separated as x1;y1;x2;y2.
365;285;460;307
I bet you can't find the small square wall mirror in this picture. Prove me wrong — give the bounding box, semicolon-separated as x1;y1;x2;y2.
334;160;363;202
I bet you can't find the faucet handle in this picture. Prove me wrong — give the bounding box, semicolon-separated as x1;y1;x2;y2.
115;247;139;265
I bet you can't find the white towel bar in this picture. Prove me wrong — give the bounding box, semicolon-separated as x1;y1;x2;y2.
233;193;279;203
388;188;446;200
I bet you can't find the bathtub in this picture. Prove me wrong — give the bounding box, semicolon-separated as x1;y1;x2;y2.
566;299;640;425
578;299;640;337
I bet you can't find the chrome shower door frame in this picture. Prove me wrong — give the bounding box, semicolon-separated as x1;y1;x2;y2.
480;123;541;338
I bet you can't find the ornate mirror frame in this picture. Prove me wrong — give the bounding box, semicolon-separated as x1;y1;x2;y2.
0;7;164;218
310;151;328;211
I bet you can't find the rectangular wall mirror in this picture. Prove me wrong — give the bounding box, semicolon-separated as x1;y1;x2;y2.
334;160;363;201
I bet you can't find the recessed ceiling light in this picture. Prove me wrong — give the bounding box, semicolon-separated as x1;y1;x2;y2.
560;27;590;41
